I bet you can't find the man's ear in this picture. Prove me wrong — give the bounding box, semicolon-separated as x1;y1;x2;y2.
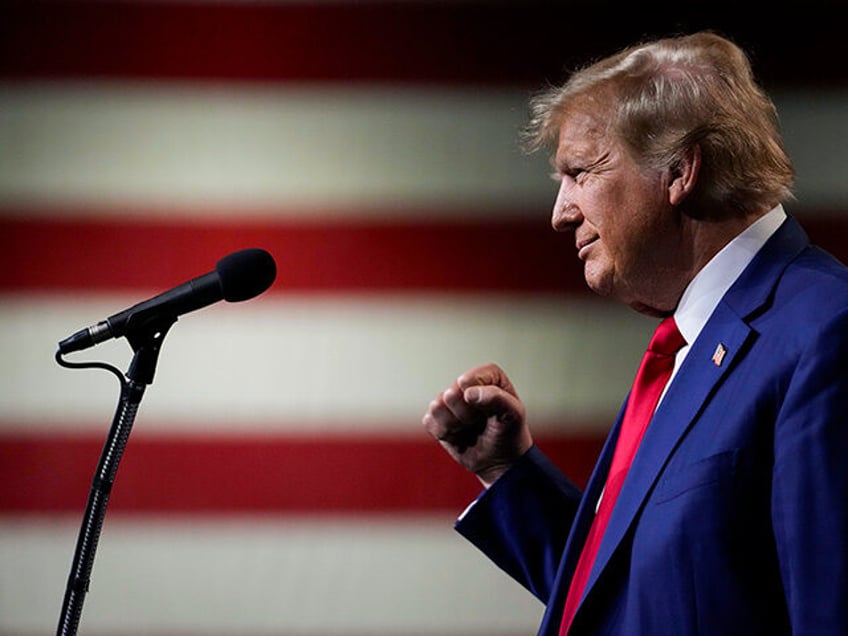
668;144;701;206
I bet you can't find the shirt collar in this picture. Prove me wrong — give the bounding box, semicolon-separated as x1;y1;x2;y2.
674;204;787;347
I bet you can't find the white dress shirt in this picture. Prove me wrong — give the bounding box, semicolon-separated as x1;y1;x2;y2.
670;204;787;384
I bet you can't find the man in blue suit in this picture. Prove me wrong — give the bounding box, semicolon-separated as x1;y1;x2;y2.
423;32;848;635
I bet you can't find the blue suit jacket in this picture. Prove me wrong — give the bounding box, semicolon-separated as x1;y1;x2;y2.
456;215;848;635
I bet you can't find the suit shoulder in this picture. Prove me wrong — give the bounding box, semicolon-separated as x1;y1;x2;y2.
776;245;848;310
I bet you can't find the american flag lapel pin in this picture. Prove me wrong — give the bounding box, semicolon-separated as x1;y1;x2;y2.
712;343;727;367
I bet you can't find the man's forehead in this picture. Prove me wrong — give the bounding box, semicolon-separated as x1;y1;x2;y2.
553;110;610;163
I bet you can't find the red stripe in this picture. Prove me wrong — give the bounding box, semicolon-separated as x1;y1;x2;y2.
0;212;586;295
0;430;605;514
3;211;848;296
1;2;844;88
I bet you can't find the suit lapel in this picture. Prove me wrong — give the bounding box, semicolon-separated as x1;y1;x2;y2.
571;214;811;614
584;305;753;594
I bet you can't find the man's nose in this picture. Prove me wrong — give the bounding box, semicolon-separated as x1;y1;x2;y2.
551;181;581;231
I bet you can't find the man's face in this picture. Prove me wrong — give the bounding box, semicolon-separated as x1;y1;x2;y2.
550;107;685;315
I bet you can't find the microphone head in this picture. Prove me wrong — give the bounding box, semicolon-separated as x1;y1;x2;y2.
216;248;277;302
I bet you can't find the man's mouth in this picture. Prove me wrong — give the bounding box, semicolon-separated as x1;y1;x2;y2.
576;236;598;260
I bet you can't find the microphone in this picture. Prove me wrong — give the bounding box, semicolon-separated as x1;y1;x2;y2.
58;248;277;354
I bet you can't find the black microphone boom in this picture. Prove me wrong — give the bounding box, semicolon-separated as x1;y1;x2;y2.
58;248;277;354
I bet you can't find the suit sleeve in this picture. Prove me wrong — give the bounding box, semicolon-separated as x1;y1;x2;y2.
772;307;848;634
455;445;582;604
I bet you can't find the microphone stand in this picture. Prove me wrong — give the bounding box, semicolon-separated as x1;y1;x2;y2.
55;315;177;636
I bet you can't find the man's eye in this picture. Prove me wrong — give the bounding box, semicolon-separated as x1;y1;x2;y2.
549;169;584;183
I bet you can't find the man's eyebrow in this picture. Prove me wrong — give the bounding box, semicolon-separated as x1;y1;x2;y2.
549;154;571;172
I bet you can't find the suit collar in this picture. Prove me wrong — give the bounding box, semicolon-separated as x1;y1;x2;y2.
721;213;809;319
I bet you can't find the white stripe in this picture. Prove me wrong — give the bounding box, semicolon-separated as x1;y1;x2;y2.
778;91;848;209
0;82;552;218
0;293;650;433
0;515;543;634
1;84;844;218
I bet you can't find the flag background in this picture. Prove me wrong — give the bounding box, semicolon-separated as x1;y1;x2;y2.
1;2;846;634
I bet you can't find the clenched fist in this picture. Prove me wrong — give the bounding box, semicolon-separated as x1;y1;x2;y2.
422;363;534;488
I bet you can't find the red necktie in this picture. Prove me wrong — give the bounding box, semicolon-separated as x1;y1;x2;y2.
559;317;685;635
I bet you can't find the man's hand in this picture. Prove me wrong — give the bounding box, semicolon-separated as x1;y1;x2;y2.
422;363;533;488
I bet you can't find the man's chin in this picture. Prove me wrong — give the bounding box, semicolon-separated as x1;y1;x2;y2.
582;268;612;298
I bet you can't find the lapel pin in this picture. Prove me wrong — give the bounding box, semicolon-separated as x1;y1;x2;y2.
711;343;727;367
